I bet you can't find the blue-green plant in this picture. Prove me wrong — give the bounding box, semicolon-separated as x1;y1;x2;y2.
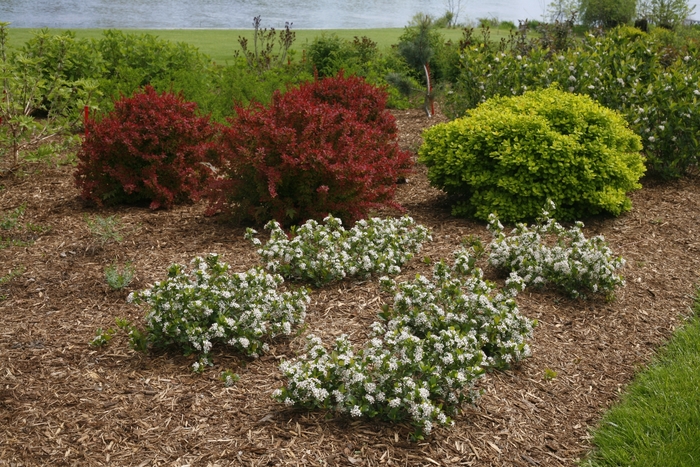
84;214;123;246
126;254;310;371
246;215;431;287
487;201;626;299
104;261;135;290
274;248;533;437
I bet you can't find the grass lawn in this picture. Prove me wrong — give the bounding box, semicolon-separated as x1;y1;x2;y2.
583;293;700;467
6;27;511;63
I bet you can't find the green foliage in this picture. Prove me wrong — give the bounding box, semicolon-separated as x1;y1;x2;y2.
420;88;645;222
85;214;123;246
638;0;696;29
94;30;214;113
447;25;700;179
0;24;98;170
90;327;116;347
306;33;354;78
104;261;135;290
580;0;637;27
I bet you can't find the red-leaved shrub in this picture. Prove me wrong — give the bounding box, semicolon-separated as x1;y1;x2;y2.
206;73;413;225
75;86;217;210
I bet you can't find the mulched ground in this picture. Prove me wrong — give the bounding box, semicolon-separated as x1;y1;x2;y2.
1;108;699;466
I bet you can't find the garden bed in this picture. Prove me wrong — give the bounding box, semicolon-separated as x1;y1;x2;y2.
1;108;699;466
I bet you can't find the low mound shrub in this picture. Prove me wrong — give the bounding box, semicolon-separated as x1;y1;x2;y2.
75;86;217;209
275;248;533;437
109;254;310;371
488;201;626;299
206;73;413;226
246;215;431;286
419;87;645;222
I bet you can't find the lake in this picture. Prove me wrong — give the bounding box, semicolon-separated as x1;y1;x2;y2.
4;0;699;30
2;0;550;29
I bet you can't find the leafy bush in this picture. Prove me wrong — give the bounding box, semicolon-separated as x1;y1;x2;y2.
446;25;700;178
580;0;637;27
207;73;412;226
126;253;310;370
246;215;431;286
75;86;217;209
488;201;626;299
0;24;98;169
420;87;645;222
95;30;214;113
274;248;533;437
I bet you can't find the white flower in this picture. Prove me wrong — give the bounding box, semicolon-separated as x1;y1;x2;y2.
350;405;362;417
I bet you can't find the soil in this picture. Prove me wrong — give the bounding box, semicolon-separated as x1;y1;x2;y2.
1;108;699;466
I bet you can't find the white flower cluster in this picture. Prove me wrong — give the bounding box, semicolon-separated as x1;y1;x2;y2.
273;248;533;437
245;215;431;286
487;201;626;299
128;253;310;370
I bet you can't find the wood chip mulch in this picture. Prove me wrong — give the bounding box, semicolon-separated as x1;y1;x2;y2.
1;108;699;466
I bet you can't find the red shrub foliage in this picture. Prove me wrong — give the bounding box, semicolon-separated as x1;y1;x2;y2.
74;86;217;210
206;73;413;226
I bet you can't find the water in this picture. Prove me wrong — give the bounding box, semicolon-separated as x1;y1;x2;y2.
3;0;699;30
1;0;549;29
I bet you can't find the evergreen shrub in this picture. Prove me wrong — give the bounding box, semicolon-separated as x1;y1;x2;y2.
75;85;217;209
207;73;412;226
419;87;645;222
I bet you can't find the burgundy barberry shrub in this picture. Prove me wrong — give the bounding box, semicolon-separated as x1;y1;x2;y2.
75;85;217;210
207;73;413;226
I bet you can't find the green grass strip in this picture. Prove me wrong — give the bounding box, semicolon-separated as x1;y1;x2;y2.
6;27;509;64
583;293;700;467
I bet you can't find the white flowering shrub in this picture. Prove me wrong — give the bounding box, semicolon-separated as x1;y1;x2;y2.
127;253;310;370
488;202;626;299
245;215;431;286
274;248;534;437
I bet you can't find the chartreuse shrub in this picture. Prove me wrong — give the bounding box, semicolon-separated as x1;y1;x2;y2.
75;86;217;210
488;201;626;299
93;254;310;371
245;215;431;286
274;248;534;438
207;73;412;226
419;88;645;222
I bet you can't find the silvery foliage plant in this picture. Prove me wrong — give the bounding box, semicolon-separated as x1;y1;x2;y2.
488;201;626;299
274;248;534;438
245;215;431;287
127;253;310;371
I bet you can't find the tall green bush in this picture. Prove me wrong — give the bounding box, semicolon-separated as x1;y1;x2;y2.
419;87;645;222
447;25;700;179
579;0;637;27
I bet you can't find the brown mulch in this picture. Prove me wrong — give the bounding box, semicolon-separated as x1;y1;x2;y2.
1;107;699;467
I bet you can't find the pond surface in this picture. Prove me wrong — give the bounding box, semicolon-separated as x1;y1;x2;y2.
2;0;548;29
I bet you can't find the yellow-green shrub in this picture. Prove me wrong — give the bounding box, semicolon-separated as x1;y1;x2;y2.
419;88;645;222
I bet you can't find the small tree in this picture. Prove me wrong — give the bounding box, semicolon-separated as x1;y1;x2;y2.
387;14;438;117
0;23;97;171
547;0;579;22
637;0;696;28
579;0;636;27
